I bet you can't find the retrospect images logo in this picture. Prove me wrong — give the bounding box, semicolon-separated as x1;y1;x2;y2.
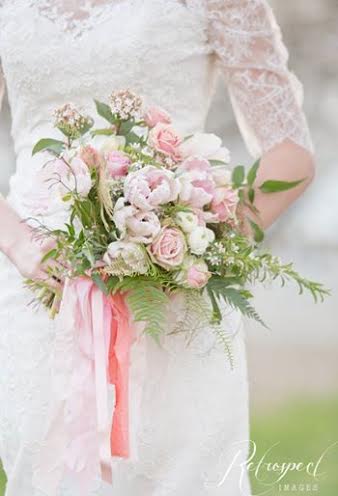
203;439;338;495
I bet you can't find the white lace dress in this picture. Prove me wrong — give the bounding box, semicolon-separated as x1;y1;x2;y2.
0;1;313;495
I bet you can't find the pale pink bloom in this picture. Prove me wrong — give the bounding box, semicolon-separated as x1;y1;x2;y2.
126;211;161;244
149;226;186;270
79;145;101;169
211;187;239;222
144;105;171;128
148;123;182;161
105;150;131;178
211;166;232;187
113;198;161;243
124;165;180;211
177;158;216;209
174;256;211;289
180;132;230;163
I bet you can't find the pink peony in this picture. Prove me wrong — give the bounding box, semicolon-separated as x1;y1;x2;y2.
105;150;131;178
124;165;180;211
144;105;172;128
179;132;230;163
148;123;182;161
177;157;216;208
210;187;239;222
125;210;161;244
149;226;186;270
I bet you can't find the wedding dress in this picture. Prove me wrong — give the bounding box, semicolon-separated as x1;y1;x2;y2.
0;1;313;495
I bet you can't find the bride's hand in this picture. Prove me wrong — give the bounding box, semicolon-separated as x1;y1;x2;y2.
0;195;61;289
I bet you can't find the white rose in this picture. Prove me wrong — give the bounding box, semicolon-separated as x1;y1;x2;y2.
211;166;232;187
175;211;199;233
103;241;149;275
91;134;126;154
180;133;231;163
188;226;215;255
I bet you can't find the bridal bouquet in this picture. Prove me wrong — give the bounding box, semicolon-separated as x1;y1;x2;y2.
28;89;327;343
26;90;328;493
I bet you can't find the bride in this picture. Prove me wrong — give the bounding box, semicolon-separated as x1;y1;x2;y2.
0;1;314;495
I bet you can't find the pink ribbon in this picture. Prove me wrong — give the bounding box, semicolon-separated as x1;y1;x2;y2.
32;277;136;495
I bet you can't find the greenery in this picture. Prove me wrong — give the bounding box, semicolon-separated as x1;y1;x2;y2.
250;397;338;495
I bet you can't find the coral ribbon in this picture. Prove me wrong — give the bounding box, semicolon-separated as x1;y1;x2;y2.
32;277;136;495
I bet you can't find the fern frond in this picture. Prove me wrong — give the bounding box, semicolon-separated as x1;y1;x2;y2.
207;277;268;329
122;281;170;343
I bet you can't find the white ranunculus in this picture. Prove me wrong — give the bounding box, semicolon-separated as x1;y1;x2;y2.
180;133;231;163
103;240;149;275
175;211;199;233
188;226;215;255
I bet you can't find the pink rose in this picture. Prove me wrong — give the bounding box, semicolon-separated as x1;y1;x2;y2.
211;187;239;222
187;265;210;288
124;165;180;211
105;150;131;178
79;145;100;169
149;226;186;270
144;105;172;128
177;157;216;208
174;255;211;289
148;123;182;161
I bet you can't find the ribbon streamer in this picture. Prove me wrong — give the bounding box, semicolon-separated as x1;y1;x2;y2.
32;277;136;495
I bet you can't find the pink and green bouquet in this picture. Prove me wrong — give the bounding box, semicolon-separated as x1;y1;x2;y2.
27;89;328;357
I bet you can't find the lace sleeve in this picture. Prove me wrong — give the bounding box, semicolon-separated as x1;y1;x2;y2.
206;0;314;158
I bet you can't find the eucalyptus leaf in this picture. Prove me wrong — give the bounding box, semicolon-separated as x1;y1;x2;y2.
248;188;255;204
259;178;305;193
32;138;65;156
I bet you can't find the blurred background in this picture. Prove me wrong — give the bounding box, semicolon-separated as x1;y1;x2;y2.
0;0;337;494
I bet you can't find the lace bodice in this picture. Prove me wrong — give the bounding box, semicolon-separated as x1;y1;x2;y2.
0;0;313;220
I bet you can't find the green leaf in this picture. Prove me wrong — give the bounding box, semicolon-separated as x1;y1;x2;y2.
249;220;265;243
41;248;58;264
125;131;140;145
91;272;109;295
32;138;65;156
259;178;305;193
119;119;135;135
247;158;260;186
90;128;115;137
94;99;117;124
209;159;227;166
248;187;255;204
232;165;245;188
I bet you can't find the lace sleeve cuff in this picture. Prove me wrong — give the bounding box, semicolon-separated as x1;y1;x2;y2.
206;0;314;158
